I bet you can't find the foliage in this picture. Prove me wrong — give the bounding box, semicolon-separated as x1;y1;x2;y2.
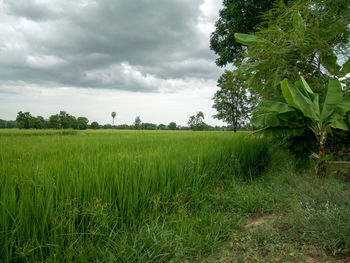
327;129;350;152
134;116;141;129
111;111;116;125
58;111;77;129
0;119;16;128
90;121;100;129
48;114;60;129
168;121;177;130
210;0;276;66
16;112;48;129
158;124;168;130
188;111;206;131
141;122;157;130
16;111;32;129
234;0;350;97
252;76;350;176
213;70;257;132
76;117;89;130
8;111;236;131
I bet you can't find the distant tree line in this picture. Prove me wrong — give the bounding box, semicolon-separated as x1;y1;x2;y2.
0;119;16;129
0;111;236;131
14;111;89;130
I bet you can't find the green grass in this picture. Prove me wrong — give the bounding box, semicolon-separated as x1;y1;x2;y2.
1;129;350;262
0;130;269;262
202;151;350;262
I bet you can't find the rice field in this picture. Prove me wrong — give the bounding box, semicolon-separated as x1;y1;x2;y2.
0;130;270;261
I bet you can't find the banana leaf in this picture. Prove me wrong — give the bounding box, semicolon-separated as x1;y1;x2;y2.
281;79;320;121
320;78;343;121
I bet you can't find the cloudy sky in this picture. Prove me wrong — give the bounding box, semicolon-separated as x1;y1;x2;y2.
0;0;225;126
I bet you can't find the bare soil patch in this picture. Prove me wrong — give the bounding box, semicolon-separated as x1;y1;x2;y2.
244;214;275;231
301;245;350;263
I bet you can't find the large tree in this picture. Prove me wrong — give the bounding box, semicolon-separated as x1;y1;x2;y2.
168;122;177;130
90;121;100;129
233;0;350;97
16;111;32;129
77;117;89;130
49;114;60;129
213;70;255;132
31;116;47;129
210;0;276;66
188;112;205;131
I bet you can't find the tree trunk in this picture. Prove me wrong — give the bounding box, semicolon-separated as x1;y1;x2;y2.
316;131;327;178
232;106;237;133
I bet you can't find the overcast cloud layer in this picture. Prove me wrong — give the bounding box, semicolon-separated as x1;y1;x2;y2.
0;0;224;125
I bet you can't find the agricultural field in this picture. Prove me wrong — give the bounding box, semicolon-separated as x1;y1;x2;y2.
1;130;350;262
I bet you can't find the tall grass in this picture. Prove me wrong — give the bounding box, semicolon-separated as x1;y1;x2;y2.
0;130;269;261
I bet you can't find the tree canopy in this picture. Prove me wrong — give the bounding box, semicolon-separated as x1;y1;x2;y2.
233;0;350;97
134;116;141;129
210;0;276;66
213;70;256;132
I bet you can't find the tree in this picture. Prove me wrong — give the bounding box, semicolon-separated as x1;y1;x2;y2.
168;122;177;130
141;123;157;130
134;116;141;129
0;119;16;128
233;0;350;97
210;0;276;66
31;116;47;129
49;114;60;129
188;112;205;131
252;76;350;177
16;111;32;129
158;124;168;130
90;121;100;129
58;111;76;129
213;70;255;132
7;120;16;128
111;112;116;125
77;117;89;130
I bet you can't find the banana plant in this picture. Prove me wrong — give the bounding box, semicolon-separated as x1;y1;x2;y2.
252;77;350;177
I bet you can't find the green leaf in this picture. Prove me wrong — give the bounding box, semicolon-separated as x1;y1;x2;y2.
320;78;343;121
295;77;317;101
251;113;282;127
321;50;341;75
340;58;350;77
260;100;294;114
300;76;314;95
252;127;305;138
272;69;281;88
322;11;350;42
293;11;305;30
335;94;350;116
330;118;349;130
234;33;261;45
281;79;320;121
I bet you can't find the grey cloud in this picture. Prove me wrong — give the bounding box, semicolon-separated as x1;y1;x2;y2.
0;0;220;92
4;0;56;21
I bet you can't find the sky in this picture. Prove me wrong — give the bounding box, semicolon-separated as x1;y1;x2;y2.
0;0;225;126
